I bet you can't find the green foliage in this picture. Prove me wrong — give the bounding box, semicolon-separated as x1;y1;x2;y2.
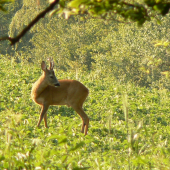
6;9;170;86
0;0;14;12
1;55;170;169
145;0;170;16
1;0;170;87
61;0;170;25
1;1;170;169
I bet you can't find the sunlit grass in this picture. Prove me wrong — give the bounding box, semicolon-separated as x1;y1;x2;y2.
0;57;170;169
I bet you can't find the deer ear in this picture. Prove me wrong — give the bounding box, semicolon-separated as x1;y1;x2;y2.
41;61;47;71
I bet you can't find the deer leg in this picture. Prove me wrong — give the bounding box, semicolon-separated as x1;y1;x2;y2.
72;105;89;135
37;104;49;127
44;113;48;128
84;117;89;135
81;118;89;135
81;119;85;133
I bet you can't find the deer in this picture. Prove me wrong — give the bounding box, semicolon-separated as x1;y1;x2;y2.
31;59;89;135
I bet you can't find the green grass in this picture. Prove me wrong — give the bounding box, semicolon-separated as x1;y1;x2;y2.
0;56;170;169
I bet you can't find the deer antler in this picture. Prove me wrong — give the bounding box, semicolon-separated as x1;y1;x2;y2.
47;58;54;70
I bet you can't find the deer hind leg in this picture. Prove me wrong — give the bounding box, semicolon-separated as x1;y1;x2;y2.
72;105;89;135
37;104;49;127
81;115;89;135
44;113;48;128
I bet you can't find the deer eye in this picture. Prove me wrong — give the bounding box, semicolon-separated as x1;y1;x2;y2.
50;76;53;78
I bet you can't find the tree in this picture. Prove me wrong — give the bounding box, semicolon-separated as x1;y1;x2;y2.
65;0;170;26
0;0;59;45
0;0;22;54
0;0;170;45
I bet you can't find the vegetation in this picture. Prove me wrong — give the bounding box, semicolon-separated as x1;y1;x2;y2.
1;54;170;169
65;0;170;26
1;0;170;45
0;0;170;169
1;0;170;25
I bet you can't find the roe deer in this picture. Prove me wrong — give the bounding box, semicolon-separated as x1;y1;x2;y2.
31;59;89;135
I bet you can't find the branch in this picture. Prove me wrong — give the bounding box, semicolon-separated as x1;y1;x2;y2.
0;0;59;45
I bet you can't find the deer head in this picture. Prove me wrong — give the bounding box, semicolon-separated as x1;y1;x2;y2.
41;58;60;87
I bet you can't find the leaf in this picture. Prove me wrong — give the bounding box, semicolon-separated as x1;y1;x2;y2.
154;41;169;47
49;9;58;16
161;71;169;78
63;9;72;19
72;167;90;170
61;155;67;163
0;0;14;11
68;0;89;8
161;4;170;16
47;135;68;144
0;155;5;162
58;138;68;144
163;41;169;47
154;42;162;47
0;5;7;11
70;141;85;151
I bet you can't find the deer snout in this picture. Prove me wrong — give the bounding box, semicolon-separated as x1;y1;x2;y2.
54;83;60;87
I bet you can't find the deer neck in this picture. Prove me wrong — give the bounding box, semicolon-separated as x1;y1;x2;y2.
31;73;48;100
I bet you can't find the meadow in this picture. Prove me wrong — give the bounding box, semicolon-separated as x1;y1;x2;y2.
0;56;170;170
